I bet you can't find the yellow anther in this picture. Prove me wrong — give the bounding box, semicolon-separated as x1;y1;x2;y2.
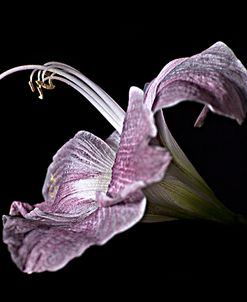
35;80;43;87
50;174;56;183
41;79;55;90
29;71;56;100
48;185;58;199
37;85;43;100
28;81;36;92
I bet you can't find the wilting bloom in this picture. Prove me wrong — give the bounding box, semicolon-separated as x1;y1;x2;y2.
1;42;247;273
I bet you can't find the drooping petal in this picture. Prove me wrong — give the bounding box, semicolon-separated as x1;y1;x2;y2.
41;131;115;217
3;128;145;273
145;42;247;125
99;86;172;208
8;130;118;226
144;58;187;109
9;201;35;216
3;193;145;273
141;43;247;223
2;130;121;273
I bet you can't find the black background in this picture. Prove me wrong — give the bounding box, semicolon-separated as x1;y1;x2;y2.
1;12;247;295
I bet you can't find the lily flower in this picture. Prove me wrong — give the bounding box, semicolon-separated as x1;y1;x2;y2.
1;42;247;273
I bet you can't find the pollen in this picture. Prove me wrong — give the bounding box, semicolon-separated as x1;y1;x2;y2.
50;174;56;183
28;77;55;100
48;184;59;199
28;81;35;92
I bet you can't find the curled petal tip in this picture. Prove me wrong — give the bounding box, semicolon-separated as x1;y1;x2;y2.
147;41;247;126
2;215;7;225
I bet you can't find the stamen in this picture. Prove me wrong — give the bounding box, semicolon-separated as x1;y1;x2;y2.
43;62;125;121
35;79;55;91
36;85;43;100
43;78;56;90
36;63;125;132
0;63;126;133
28;81;36;92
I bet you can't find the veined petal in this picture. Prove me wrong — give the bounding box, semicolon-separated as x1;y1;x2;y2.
8;130;116;224
142;42;247;223
2;194;145;273
146;42;247;125
42;131;115;216
3;128;147;273
2;130;120;273
144;58;187;109
99;86;171;208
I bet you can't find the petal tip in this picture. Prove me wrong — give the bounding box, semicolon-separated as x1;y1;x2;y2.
2;215;7;225
129;86;144;100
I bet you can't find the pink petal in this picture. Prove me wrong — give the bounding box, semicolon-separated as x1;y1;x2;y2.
100;86;171;207
146;42;247;125
144;58;187;108
3;129;147;273
41;131;116;217
3;193;145;273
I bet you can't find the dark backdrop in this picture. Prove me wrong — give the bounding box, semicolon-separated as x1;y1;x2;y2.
1;17;247;294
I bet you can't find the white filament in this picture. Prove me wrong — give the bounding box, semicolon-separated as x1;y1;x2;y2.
0;63;125;133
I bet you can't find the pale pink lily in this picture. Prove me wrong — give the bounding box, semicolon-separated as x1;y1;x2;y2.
1;42;247;273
